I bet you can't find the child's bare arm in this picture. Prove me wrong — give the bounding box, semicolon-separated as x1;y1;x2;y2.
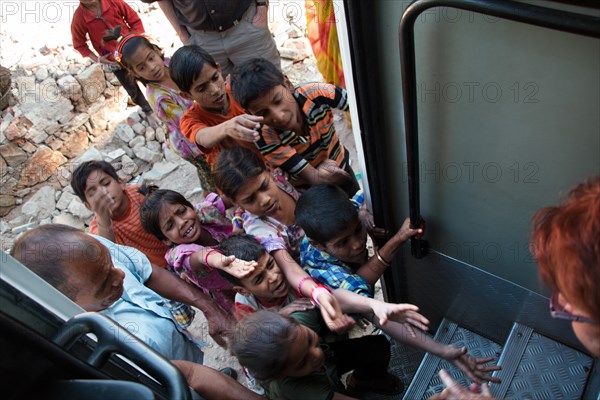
171;360;264;400
189;249;256;278
271;249;355;333
194;115;262;149
297;160;351;186
355;217;423;285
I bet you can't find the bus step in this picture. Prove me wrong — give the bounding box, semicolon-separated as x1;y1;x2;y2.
489;322;593;400
402;318;502;400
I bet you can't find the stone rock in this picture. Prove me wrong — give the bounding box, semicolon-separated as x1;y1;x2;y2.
59;129;89;159
52;213;85;230
155;127;166;143
105;148;126;162
21;142;37;153
68;113;90;131
75;147;104;164
0;194;15;216
47;137;64;151
0;156;7;177
12;222;37;235
58;112;75;125
56;74;83;101
0;142;28;167
286;24;304;39
20;79;74;135
280;38;313;61
128;111;142;123
22;186;56;220
115;123;135;142
121;155;138;176
56;190;77;211
142;161;178;181
146;140;161;153
163;147;180;163
20;146;68;187
35;66;49;81
154;159;201;202
132;122;145;134
117;170;132;182
145;127;156;142
26;126;49;144
76;63;106;104
133;146;161;163
67;197;94;220
0;220;10;234
129;136;145;149
14;76;36;104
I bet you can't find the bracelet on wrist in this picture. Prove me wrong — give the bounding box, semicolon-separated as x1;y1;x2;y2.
374;248;390;267
231;215;244;229
296;276;316;297
310;284;332;307
204;249;222;269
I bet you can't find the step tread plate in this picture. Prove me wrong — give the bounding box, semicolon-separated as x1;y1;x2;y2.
503;331;593;400
403;319;502;400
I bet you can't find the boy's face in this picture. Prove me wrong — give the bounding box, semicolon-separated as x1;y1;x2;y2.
158;203;203;245
83;170;128;218
69;236;125;312
246;83;302;134
319;217;368;264
281;324;325;377
236;252;289;301
182;63;227;113
234;171;282;218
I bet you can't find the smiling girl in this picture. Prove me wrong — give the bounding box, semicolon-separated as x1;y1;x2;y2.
139;184;256;313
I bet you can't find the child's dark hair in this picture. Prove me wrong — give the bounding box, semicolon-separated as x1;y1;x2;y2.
139;184;194;242
103;26;163;83
295;184;359;244
169;45;218;93
217;234;267;286
71;160;120;203
231;58;285;109
212;147;268;200
230;310;299;380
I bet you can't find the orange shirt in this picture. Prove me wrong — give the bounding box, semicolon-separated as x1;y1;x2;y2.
89;185;169;267
180;88;260;167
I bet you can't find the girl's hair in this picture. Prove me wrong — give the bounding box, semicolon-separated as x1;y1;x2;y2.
139;183;194;242
103;25;164;83
169;45;218;93
230;310;299;380
212;147;268;200
531;176;600;322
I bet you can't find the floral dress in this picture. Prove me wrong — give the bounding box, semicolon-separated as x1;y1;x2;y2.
146;59;216;192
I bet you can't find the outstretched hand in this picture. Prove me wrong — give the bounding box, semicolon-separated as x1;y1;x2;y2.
443;346;501;384
225;114;262;142
217;255;257;279
358;206;388;239
428;369;496;400
279;298;315;316
371;301;429;335
316;291;355;333
315;159;351;186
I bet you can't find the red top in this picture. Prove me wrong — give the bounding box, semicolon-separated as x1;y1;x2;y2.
71;0;144;60
180;88;261;166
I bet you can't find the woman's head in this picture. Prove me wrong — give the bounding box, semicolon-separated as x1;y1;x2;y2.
531;176;600;356
139;184;202;246
103;26;165;83
230;311;325;380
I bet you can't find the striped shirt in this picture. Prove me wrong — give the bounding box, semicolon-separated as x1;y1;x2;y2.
255;82;349;181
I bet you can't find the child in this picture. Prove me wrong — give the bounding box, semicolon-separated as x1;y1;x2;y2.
220;234;430;399
71;0;152;114
102;26;215;193
231;57;359;196
169;45;263;169
295;184;502;384
139;185;257;313
71;161;170;268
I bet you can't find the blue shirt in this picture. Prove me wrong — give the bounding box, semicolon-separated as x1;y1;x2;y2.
93;235;205;364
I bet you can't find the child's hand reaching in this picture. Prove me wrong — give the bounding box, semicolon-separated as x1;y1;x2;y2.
316;290;356;334
358;205;388;239
225;114;263;142
215;255;257;279
315;159;351;186
392;217;423;244
370;301;430;336
441;346;501;384
428;369;496;400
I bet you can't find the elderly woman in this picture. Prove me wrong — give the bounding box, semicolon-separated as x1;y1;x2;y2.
433;176;600;399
